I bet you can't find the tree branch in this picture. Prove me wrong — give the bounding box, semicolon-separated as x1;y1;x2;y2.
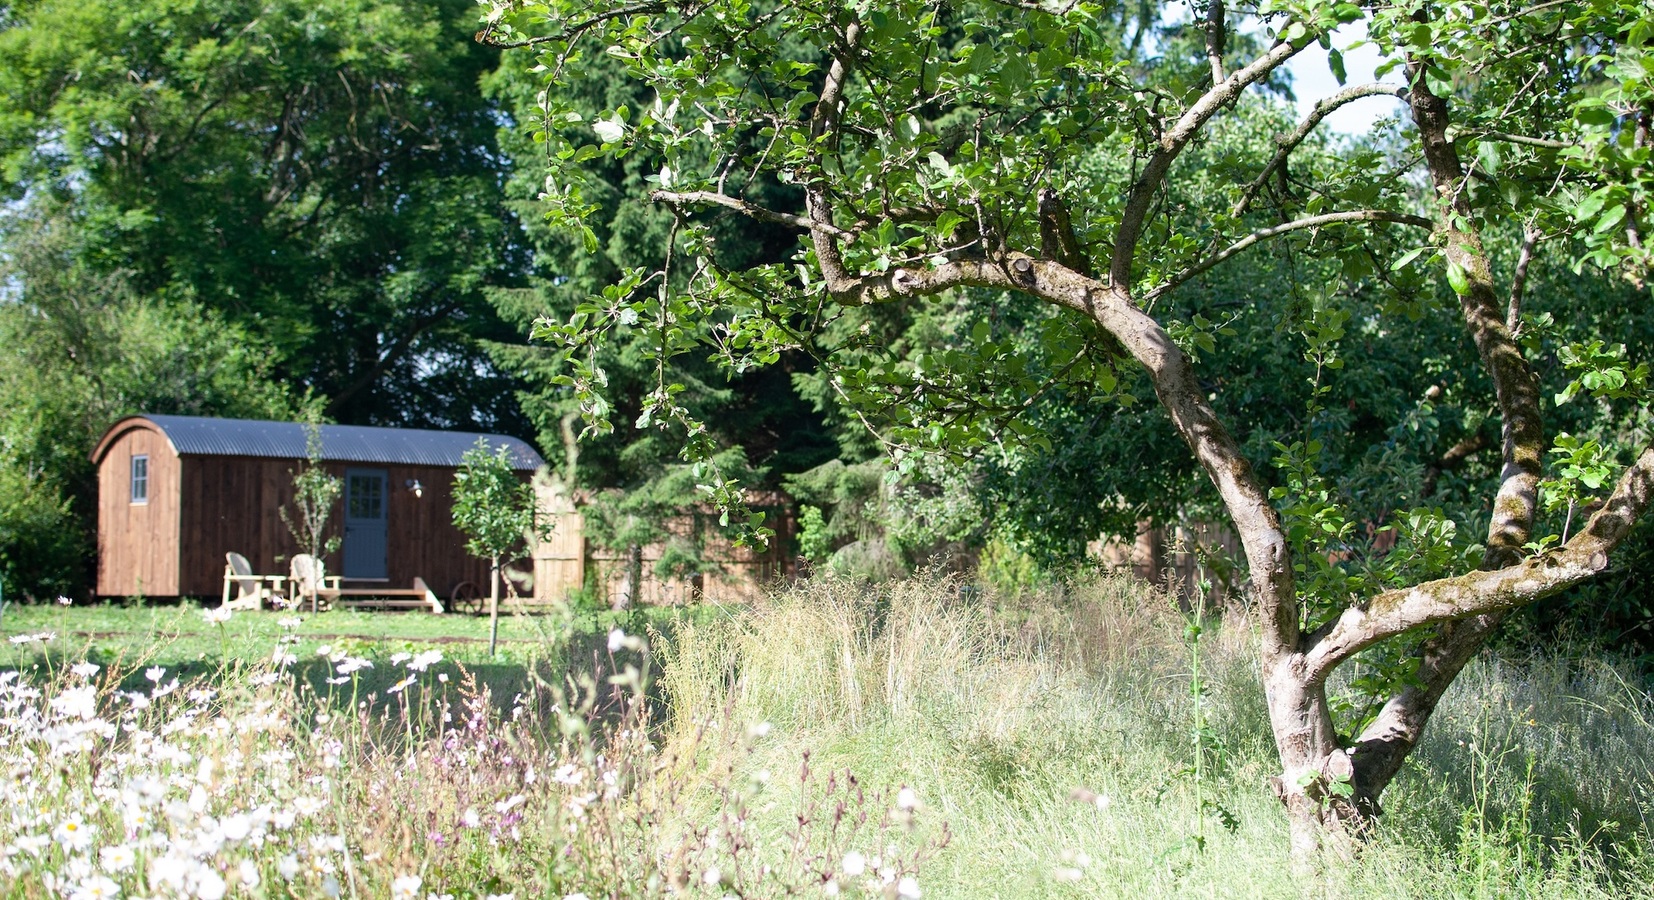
1473;131;1571;150
1205;0;1227;84
650;189;858;242
325;299;463;416
1323;52;1554;810
1039;188;1091;275
1408;58;1546;568
1507;224;1541;331
1232;84;1410;218
791;250;1299;655
1110;31;1313;287
806;22;864;301
476;2;676;48
1422;429;1490;499
1304;444;1654;681
1143;209;1433;304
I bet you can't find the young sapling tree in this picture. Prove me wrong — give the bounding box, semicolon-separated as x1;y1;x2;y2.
279;423;343;612
453;439;551;655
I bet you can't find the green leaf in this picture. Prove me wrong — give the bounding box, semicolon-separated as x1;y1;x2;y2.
1391;246;1429;271
1594;204;1627;234
1445;259;1470;296
898;114;922;142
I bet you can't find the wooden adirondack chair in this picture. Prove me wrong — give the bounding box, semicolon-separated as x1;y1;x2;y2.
288;554;342;612
221;552;282;610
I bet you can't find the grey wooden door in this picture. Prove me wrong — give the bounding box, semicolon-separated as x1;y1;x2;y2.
343;469;388;579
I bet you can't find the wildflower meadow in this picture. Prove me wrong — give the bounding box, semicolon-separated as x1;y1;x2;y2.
3;573;1653;898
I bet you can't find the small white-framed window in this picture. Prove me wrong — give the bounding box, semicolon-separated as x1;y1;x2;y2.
130;455;149;504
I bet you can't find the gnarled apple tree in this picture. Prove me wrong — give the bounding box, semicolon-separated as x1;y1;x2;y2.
482;0;1654;853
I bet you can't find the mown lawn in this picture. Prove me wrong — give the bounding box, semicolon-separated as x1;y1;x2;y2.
0;598;720;668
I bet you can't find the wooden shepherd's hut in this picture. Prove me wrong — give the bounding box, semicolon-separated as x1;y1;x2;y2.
91;415;544;600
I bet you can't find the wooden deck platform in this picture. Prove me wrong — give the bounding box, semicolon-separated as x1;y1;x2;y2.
315;577;444;614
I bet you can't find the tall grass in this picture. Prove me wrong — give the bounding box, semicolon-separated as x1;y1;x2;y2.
2;573;1651;898
658;572;1654;898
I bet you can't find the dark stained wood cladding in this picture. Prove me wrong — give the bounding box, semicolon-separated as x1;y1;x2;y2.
96;422;181;597
172;458;502;599
95;416;536;600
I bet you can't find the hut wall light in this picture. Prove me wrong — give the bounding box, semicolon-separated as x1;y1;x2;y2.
405;479;424;498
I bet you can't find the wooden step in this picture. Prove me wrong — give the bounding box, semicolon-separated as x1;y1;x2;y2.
318;578;443;614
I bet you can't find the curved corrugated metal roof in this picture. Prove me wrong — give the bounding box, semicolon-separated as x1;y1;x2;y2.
129;415;544;470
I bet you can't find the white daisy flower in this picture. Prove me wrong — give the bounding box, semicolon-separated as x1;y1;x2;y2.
99;844;136;872
67;874;120;900
407;650;443;672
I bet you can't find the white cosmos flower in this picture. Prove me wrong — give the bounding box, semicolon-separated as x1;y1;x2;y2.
238;859;259;888
321;874;342;898
277;855;300;881
277;616;303;630
391;875;422;898
896;877;921;899
494;794;526;814
70;661;100;678
895;786;918;810
145;666;166;681
202;606;233;625
841;852;866;877
335;657;372;675
386;675;417;694
389;652;413;664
